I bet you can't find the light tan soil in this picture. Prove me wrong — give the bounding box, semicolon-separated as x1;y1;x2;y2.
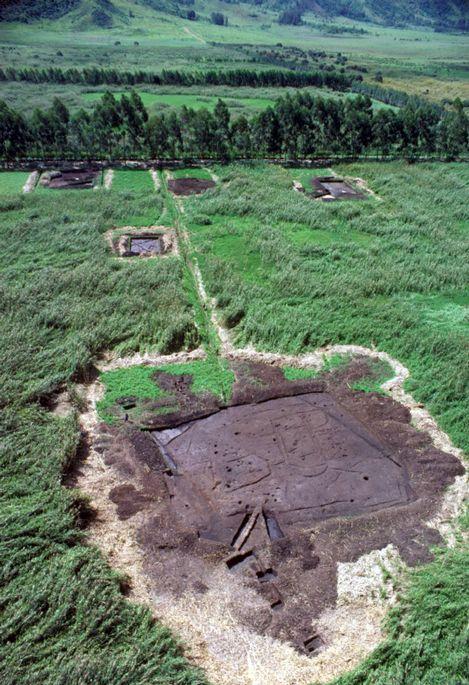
104;169;114;190
23;171;38;193
150;168;160;190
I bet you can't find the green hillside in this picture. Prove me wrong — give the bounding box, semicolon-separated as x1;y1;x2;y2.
1;0;468;29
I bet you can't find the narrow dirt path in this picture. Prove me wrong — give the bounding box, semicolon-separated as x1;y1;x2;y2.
150;168;160;190
183;25;206;43
104;169;114;190
23;171;38;193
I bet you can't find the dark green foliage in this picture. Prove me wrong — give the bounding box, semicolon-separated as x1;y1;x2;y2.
1;90;467;160
278;8;303;25
0;0;80;21
0;65;353;90
211;11;227;26
243;0;469;29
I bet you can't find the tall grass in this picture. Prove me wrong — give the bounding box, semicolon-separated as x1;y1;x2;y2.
187;161;469;450
0;185;205;684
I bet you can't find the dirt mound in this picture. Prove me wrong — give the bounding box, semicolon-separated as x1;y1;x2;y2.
168;177;215;196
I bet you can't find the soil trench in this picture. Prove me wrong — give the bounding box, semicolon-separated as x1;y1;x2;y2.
40;168;100;190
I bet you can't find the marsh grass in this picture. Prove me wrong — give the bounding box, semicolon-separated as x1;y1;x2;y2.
0;178;208;684
0;189;198;405
1;159;467;685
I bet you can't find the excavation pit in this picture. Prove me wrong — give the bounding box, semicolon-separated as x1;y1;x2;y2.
107;227;177;258
311;176;365;200
40;168;99;190
91;359;463;653
129;236;164;256
168;177;215;196
156;393;413;545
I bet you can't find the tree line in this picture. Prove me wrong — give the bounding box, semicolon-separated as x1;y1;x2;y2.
351;81;443;112
0;91;467;161
0;66;354;90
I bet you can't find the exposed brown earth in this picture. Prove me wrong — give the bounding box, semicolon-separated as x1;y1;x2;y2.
311;176;366;201
78;359;463;653
168;177;216;196
40;168;100;189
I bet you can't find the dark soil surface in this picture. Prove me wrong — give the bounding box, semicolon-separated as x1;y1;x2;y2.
41;168;99;190
168;177;215;196
311;176;365;200
128;236;164;256
86;359;463;653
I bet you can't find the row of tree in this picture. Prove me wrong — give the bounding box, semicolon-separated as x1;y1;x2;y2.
0;66;354;90
351;81;442;111
0;91;467;161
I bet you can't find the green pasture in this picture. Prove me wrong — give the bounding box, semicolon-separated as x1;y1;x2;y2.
82;89;275;113
0;171;30;194
172;167;213;180
111;169;154;192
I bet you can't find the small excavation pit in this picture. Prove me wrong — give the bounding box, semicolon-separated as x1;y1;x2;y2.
109;228;176;258
168;177;215;196
129;235;164;256
93;360;463;654
311;176;365;201
40;168;99;190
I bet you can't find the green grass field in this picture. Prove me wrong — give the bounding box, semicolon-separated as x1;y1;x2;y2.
83;89;276;113
0;159;467;685
187;162;469;451
111;169;154;192
0;171;30;194
172;167;213;180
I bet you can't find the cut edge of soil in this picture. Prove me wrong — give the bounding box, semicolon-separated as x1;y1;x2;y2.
105;225;179;258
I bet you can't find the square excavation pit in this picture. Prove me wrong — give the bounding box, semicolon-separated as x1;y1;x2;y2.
155;393;412;546
40;168;99;190
109;228;177;258
168;177;215;196
98;360;463;655
129;236;165;256
311;176;365;201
